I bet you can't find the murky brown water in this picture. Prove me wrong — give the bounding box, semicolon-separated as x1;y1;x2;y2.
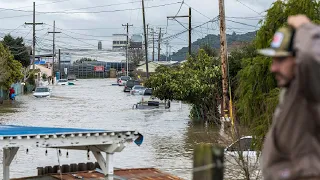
0;79;225;180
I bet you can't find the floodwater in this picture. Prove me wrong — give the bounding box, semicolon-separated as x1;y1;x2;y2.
0;79;220;180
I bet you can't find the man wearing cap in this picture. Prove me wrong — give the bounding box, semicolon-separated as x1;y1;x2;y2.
258;15;320;180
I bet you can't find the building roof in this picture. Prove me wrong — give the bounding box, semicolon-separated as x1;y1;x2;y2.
0;125;140;150
0;125;107;136
0;125;142;180
12;168;182;180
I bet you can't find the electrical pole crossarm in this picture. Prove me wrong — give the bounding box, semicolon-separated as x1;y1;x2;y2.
167;15;190;18
25;23;43;25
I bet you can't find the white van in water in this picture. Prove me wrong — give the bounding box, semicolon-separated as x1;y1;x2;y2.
33;87;51;98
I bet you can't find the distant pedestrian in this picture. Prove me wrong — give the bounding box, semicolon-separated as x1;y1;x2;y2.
9;87;15;101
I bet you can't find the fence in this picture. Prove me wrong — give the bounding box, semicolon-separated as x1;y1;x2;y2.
0;82;28;100
193;144;224;180
54;61;135;79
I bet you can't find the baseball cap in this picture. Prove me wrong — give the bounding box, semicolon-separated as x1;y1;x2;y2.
258;27;295;57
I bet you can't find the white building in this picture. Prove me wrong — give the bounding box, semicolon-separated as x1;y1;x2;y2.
112;34;127;50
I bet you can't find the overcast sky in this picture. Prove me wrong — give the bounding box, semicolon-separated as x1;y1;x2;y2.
0;0;274;54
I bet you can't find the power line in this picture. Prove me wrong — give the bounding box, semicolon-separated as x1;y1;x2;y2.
226;19;257;28
0;2;181;20
183;2;212;20
234;0;261;15
162;16;219;42
0;0;71;12
175;0;184;16
60;32;96;47
43;23;113;38
36;2;181;14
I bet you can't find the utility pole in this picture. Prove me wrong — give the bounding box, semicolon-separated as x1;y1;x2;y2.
122;23;133;76
48;20;61;85
58;49;61;79
165;40;169;62
188;7;192;56
152;28;155;61
167;7;192;56
147;24;149;41
219;0;229;118
158;28;161;61
142;0;149;78
25;2;43;70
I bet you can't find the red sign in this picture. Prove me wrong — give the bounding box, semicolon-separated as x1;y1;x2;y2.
94;66;104;72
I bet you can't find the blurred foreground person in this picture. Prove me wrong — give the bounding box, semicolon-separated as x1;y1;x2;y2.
258;15;320;180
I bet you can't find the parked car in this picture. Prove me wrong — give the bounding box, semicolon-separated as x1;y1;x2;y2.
142;88;152;96
117;76;131;86
124;80;141;92
130;85;146;95
57;79;68;85
33;87;51;98
224;136;260;179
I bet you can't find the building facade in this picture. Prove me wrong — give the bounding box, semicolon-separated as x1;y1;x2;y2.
112;34;127;50
98;41;102;50
130;34;142;49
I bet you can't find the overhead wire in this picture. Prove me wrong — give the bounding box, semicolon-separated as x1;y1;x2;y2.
183;2;211;20
0;2;181;20
0;0;71;12
226;19;257;28
234;0;261;15
60;32;96;47
35;2;181;14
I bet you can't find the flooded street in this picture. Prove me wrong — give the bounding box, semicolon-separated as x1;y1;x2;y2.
0;79;203;180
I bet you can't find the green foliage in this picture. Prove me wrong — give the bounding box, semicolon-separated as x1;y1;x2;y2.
228;43;257;99
42;73;47;80
27;73;35;86
129;49;144;67
236;0;320;150
2;34;30;67
0;43;23;89
74;57;97;64
146;49;222;123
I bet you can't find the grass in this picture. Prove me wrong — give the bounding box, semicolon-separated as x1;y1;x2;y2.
0;100;20;115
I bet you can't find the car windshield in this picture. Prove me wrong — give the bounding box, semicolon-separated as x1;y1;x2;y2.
59;79;67;82
127;80;140;86
121;76;131;81
134;86;144;89
35;88;49;92
226;137;253;151
145;89;152;93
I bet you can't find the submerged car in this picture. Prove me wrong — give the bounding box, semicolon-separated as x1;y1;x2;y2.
130;85;146;95
224;136;261;179
33;87;51;98
124;80;141;92
117;76;131;86
57;79;68;85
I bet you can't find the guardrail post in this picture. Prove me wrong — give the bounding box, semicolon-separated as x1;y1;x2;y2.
193;144;224;180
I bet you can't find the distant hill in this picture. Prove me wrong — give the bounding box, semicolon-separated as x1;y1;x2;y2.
162;31;256;61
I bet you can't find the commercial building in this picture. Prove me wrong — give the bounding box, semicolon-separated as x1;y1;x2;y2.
112;34;127;50
130;34;142;49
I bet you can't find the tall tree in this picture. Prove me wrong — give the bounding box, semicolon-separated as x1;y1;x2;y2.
2;35;30;67
0;43;23;89
236;0;320;150
146;49;222;124
129;49;144;67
